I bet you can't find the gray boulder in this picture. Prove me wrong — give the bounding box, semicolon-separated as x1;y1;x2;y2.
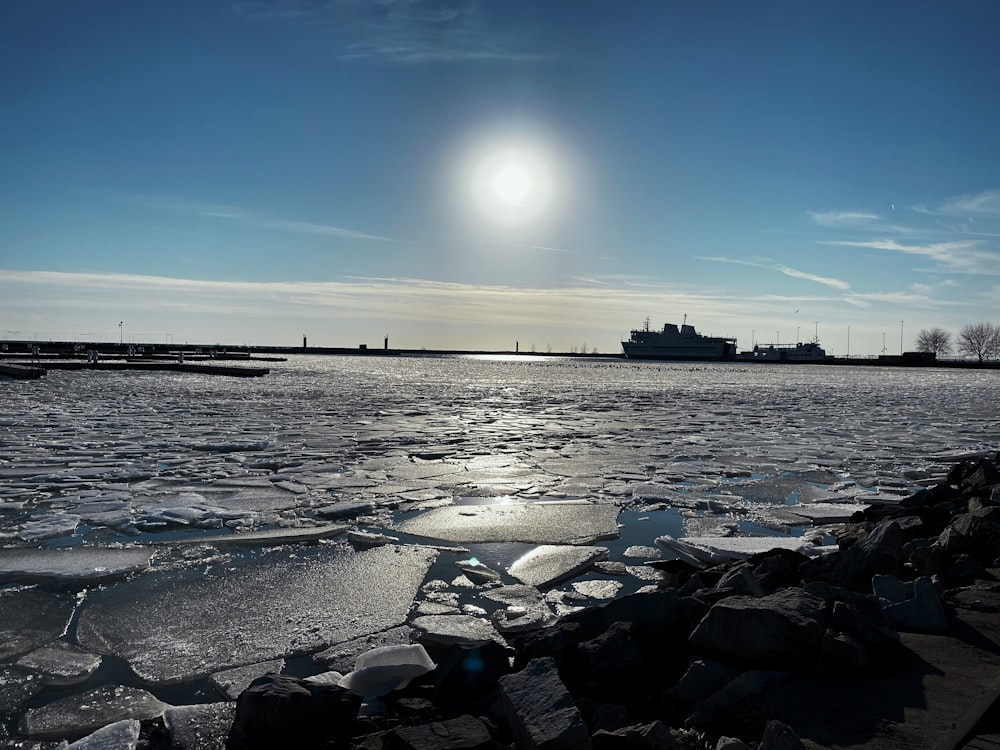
664;658;741;704
873;574;949;634
689;588;827;671
382;714;497;750
225;673;360;750
498;656;592;750
591;720;683;749
800;519;907;590
759;719;806;750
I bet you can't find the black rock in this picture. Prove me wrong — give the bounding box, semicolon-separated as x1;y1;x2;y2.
689;588;827;672
225;673;360;750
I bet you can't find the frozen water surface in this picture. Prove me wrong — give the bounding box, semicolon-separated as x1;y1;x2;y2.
76;544;436;685
2;356;1000;740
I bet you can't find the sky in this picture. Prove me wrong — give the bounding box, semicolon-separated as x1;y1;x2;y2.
2;0;999;355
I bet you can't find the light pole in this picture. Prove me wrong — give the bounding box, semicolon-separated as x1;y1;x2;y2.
119;321;123;345
882;332;887;355
814;321;819;342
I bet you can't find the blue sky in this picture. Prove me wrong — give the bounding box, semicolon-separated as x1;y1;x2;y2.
2;0;999;354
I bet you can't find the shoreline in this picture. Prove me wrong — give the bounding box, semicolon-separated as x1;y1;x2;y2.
3;340;998;370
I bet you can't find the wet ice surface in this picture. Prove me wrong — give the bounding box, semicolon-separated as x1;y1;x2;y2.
2;355;1000;739
76;544;436;685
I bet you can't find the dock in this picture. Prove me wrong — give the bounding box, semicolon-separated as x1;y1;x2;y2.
0;363;46;379
4;361;268;378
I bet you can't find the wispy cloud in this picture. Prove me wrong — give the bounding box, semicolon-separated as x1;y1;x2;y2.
233;0;551;64
512;243;573;254
808;210;880;227
935;189;1000;217
821;238;1000;275
699;256;851;291
137;195;401;243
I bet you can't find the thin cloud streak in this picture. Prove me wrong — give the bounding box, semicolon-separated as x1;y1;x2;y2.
513;243;573;254
233;0;552;65
137;194;402;243
936;189;1000;217
808;210;880;227
821;238;1000;275
699;256;851;290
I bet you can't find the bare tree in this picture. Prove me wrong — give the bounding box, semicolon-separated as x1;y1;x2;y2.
957;322;1000;362
915;327;952;356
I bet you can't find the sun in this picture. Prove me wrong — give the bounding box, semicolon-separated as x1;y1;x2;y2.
469;145;555;227
493;164;532;206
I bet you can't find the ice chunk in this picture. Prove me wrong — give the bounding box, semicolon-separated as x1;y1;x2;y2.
0;664;44;716
623;545;662;559
209;659;285;701
59;719;140;750
19;685;168;741
0;588;76;660
655;535;817;567
392;501;619;545
316;500;376;521
160;523;350;548
571;579;622;600
0;547;154;584
163;703;236;750
17;513;81;541
339;644;436;698
491;606;557;634
410;615;503;647
508;545;608;588
348;529;400;549
16;641;102;686
313;625;413;672
455;558;502;584
76;545;436;685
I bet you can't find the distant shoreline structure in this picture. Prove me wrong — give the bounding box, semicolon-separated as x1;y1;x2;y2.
2;338;999;370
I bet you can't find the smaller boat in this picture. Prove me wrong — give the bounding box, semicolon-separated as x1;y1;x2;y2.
738;341;831;362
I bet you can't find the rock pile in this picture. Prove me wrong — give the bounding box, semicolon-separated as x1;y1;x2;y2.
219;452;1000;750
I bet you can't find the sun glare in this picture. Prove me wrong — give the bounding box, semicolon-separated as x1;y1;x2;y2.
493;164;532;205
468;144;556;228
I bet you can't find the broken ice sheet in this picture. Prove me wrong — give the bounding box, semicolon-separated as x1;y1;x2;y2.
19;685;168;741
209;658;284;701
76;544;436;685
0;588;77;660
392;501;619;545
508;545;608;588
0;547;154;584
164;703;235;750
16;641;102;686
0;665;44;716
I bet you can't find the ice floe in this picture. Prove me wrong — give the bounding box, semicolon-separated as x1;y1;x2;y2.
76;544;436;684
16;641;102;686
19;685;168;741
393;500;620;544
508;545;609;588
410;615;502;647
57;719;141;750
339;644;436;698
655;534;825;567
0;589;78;660
0;547;154;583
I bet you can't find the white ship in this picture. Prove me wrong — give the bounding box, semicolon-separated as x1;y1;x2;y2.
622;317;737;360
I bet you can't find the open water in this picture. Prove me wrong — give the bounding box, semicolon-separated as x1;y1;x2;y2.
1;354;999;741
